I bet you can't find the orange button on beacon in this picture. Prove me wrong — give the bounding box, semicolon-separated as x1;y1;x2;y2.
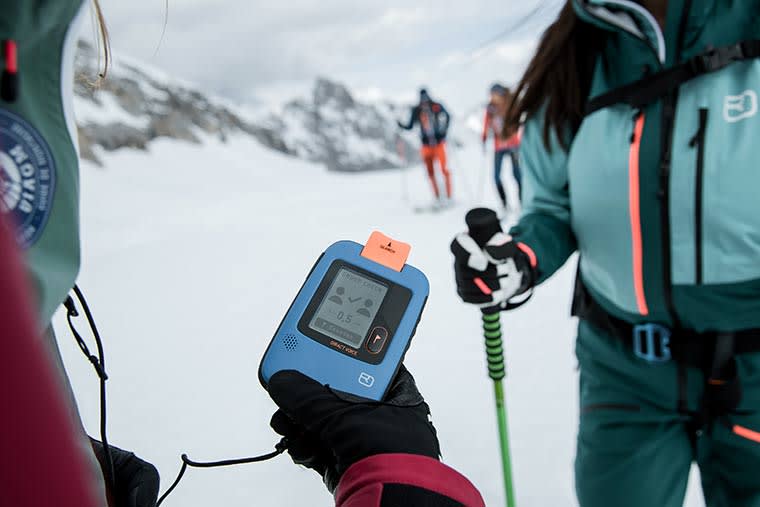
360;231;411;272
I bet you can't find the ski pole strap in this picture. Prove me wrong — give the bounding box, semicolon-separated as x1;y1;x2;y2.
482;311;505;381
585;40;760;116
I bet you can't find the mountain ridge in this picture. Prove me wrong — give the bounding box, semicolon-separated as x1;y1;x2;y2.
74;41;419;172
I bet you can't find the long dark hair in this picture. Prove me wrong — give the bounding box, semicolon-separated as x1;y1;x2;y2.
504;2;606;150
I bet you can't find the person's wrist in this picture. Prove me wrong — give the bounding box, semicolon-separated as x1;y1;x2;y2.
514;248;537;294
324;404;440;492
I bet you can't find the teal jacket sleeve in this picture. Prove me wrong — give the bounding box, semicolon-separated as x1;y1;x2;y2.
0;1;83;43
509;113;577;283
0;0;85;325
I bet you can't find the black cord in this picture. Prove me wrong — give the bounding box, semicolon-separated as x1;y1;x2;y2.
156;438;288;507
65;286;288;507
64;285;117;494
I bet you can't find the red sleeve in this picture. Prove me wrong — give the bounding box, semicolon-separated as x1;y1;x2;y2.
335;454;485;507
0;219;98;507
482;110;491;142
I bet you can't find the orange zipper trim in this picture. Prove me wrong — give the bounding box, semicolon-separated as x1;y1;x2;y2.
629;114;649;316
734;424;760;444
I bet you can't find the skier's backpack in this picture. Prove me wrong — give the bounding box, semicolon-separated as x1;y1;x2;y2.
431;103;449;139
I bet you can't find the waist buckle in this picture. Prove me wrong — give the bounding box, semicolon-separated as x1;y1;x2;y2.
633;323;672;363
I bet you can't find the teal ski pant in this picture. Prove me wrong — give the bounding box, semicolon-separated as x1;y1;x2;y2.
575;321;760;507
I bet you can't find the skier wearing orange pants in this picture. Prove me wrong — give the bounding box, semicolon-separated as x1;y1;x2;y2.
420;142;451;199
398;89;452;203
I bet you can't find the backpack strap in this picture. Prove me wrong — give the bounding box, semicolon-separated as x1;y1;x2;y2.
585;40;760;116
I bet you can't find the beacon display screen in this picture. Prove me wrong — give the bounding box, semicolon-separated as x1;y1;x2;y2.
308;267;388;347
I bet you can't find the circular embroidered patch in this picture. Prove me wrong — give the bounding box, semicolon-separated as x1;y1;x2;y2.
0;109;56;249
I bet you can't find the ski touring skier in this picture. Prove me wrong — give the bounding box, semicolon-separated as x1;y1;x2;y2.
0;2;485;506
453;1;760;506
397;88;453;210
482;83;522;211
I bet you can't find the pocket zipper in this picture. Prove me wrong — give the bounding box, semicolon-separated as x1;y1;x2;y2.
582;403;641;414
689;108;708;285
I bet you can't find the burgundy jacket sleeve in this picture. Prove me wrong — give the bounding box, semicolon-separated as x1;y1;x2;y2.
0;219;98;507
335;454;485;507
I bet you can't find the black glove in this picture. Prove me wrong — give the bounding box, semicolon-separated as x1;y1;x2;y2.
90;439;160;507
451;231;535;310
267;366;440;493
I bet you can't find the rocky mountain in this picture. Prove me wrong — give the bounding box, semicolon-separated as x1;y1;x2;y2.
261;79;419;172
74;42;418;172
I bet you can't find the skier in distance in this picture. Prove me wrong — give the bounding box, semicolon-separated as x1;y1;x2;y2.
397;88;453;209
482;83;522;212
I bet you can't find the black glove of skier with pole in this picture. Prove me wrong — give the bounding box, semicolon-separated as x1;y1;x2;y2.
450;224;536;311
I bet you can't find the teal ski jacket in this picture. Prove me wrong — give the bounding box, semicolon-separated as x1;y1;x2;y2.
511;0;760;331
0;0;84;326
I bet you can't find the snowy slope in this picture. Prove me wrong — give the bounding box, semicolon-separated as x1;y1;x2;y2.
52;134;705;506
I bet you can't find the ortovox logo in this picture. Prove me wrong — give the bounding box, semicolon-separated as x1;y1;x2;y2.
723;90;758;123
358;372;375;388
0;109;56;249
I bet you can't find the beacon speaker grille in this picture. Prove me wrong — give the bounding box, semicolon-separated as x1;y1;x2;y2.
282;334;299;351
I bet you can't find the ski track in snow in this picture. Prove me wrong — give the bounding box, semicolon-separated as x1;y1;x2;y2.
53;136;705;506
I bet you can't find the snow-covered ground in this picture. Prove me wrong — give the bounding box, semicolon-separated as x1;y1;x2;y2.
53;135;704;506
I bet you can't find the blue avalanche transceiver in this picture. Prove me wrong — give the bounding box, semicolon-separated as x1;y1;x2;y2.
259;231;429;400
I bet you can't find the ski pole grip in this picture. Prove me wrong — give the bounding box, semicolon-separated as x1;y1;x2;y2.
465;208;504;317
465;208;502;249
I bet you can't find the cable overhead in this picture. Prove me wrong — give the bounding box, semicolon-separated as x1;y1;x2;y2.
434;0;562;83
469;4;544;54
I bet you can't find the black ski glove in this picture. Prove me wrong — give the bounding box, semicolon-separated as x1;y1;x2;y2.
268;365;440;493
90;439;160;507
451;231;535;311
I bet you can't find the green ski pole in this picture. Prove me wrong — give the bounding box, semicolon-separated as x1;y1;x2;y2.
465;208;517;507
483;311;516;507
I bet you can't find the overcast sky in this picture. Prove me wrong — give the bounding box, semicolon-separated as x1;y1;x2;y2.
94;0;563;111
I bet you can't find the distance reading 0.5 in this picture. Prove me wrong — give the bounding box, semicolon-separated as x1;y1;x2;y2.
308;268;388;348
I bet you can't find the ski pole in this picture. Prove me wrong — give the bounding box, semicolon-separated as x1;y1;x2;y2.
465;207;516;507
451;144;476;204
396;131;410;205
478;147;488;203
